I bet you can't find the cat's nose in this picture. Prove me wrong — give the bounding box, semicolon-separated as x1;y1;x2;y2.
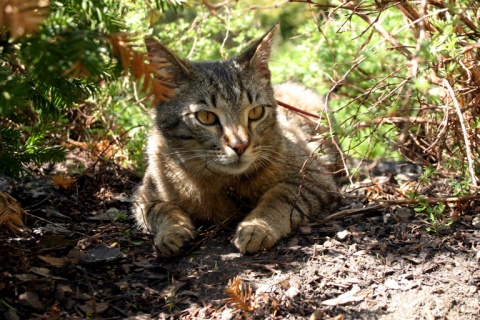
229;141;249;156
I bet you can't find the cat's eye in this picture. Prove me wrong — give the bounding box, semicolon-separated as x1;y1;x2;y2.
248;106;265;121
196;110;217;125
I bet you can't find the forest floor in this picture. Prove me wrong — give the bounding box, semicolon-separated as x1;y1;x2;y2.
1;149;480;320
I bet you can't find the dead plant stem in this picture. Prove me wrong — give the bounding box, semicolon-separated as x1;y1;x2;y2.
443;79;478;186
320;194;480;223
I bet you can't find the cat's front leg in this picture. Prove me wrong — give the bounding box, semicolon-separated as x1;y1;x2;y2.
147;203;195;256
134;193;195;256
234;218;280;253
233;182;312;253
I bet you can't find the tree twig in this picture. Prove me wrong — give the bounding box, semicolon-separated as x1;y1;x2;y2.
320;194;480;223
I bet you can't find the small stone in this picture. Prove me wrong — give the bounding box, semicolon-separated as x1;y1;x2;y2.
472;215;480;229
336;229;351;241
285;286;300;298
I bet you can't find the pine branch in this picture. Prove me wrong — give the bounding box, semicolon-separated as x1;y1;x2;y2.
108;33;175;105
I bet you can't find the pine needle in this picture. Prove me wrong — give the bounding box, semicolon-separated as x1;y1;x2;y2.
0;191;27;233
223;276;255;312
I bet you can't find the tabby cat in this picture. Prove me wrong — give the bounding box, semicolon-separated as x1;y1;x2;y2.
133;25;338;255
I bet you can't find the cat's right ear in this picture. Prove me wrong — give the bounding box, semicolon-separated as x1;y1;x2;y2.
144;37;193;82
236;24;279;78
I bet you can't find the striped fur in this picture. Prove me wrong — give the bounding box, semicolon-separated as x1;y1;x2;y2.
133;25;338;255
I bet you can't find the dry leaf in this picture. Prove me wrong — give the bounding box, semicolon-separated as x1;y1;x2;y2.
38;255;67;268
78;301;109;314
223;276;255;312
0;0;49;38
52;174;76;190
0;191;27;233
108;34;175;105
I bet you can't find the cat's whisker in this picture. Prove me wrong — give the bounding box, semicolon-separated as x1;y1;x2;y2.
256;155;278;168
256;152;285;166
257;146;285;158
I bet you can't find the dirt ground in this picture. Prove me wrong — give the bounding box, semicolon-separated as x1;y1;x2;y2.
1;156;480;319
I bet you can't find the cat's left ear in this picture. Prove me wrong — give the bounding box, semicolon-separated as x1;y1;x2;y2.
144;36;193;83
237;24;279;78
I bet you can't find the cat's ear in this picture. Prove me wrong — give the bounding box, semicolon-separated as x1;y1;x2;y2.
237;24;279;78
144;36;193;82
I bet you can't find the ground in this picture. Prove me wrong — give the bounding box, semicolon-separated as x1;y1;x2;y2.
1;155;479;319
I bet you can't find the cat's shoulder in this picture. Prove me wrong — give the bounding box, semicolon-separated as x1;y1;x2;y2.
274;82;325;114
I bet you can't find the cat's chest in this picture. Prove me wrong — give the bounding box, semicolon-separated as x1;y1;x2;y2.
184;178;265;222
206;179;261;208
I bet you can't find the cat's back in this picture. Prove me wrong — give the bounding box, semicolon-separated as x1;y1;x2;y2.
274;82;340;173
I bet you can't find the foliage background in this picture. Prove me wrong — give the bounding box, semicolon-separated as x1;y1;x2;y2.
1;0;479;189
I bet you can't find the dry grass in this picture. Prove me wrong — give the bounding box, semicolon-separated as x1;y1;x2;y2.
294;0;480;186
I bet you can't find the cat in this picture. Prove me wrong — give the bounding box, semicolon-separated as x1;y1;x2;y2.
133;25;339;256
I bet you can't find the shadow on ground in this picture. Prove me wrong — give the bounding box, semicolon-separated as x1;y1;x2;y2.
0;167;479;319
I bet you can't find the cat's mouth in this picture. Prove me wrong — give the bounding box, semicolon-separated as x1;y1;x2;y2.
212;156;255;175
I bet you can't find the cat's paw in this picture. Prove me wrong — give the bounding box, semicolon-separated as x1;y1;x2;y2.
153;224;194;256
234;220;278;254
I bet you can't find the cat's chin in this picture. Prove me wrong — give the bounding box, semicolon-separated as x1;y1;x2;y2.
211;160;254;176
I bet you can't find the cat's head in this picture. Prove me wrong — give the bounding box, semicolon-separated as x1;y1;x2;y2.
145;25;282;176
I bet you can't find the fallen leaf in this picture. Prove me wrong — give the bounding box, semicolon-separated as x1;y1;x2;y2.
162;281;186;298
81;244;121;264
14;274;37;281
55;285;73;302
18;291;44;309
38;255;67;268
48;302;61;318
66;248;83;264
321;285;364;306
30;267;51;277
52;174;76;190
279;279;290;289
0;191;26;233
78;301;109;314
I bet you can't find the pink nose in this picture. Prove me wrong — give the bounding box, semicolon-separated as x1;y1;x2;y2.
229;141;249;156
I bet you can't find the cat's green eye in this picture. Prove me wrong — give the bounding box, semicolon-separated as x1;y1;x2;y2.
196;110;217;125
248;106;265;121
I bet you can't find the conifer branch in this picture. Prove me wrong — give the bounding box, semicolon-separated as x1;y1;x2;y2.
108;34;175;105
